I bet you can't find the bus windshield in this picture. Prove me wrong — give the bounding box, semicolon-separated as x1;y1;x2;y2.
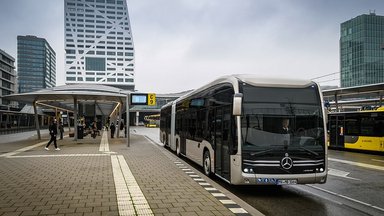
240;84;325;154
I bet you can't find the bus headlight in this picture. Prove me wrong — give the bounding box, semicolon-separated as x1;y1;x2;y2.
244;168;249;173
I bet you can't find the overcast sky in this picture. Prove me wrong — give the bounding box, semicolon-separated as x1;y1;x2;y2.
1;0;383;93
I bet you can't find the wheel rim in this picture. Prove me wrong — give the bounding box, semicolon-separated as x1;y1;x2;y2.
176;141;180;156
204;152;210;175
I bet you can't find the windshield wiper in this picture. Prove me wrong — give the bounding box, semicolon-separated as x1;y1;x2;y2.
249;148;275;156
298;146;319;156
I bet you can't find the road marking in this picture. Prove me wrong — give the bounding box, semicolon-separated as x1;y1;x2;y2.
111;155;154;216
309;185;384;213
329;157;384;171
174;161;252;215
0;140;47;157
372;159;384;163
7;154;109;158
328;168;360;181
99;131;110;152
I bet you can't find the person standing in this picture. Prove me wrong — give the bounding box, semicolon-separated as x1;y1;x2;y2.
110;122;116;138
45;119;60;150
59;121;64;140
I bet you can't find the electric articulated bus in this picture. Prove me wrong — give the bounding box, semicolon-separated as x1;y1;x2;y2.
160;75;328;185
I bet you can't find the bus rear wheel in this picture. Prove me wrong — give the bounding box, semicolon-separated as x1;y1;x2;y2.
203;150;211;176
176;140;181;157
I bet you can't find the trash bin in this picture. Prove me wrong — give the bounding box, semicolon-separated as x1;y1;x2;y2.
77;125;83;139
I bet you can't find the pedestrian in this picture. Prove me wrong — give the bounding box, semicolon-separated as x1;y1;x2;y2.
45;119;60;151
110;122;116;138
92;120;97;138
59;121;64;140
119;121;125;138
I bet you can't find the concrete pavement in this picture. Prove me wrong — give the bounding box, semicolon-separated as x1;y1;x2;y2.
0;128;262;216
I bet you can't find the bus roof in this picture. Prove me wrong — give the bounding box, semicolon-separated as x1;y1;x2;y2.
179;74;314;99
160;74;316;110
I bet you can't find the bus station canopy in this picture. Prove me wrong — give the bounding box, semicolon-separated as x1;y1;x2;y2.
322;82;384;109
3;84;131;140
4;84;130;114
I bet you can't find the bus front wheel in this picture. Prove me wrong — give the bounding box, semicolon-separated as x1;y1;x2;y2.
203;150;211;176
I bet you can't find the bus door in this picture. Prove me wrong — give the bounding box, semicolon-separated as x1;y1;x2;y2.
213;106;231;181
330;115;345;147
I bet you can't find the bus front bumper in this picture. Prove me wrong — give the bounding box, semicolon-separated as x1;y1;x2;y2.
233;172;327;185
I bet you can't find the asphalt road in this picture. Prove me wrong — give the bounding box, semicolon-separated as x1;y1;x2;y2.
216;150;384;216
134;127;384;216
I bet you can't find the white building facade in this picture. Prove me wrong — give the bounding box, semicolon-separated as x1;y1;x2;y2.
64;0;135;90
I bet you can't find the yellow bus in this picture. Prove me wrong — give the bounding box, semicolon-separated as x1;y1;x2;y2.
328;108;384;153
144;114;160;128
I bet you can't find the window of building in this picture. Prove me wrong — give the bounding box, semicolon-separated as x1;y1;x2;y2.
86;57;106;71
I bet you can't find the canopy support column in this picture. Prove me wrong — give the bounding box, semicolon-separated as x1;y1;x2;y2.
74;97;78;141
117;102;122;138
33;101;41;140
126;94;130;147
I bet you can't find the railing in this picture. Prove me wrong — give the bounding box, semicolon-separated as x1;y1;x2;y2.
0;126;49;135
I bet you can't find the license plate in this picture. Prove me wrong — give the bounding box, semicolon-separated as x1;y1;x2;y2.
277;179;297;185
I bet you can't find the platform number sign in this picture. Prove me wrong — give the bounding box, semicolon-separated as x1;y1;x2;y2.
147;93;156;106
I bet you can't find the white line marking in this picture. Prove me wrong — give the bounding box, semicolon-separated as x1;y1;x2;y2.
212;193;226;197
111;155;135;216
116;155;153;216
372;159;384;163
309;185;384;213
0;140;47;157
205;187;218;191
7;154;109;158
329;157;384;171
229;208;248;214
99;131;110;152
328;168;360;181
199;182;211;186
220;199;236;204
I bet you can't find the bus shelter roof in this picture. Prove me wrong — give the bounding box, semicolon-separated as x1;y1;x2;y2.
4;84;131;114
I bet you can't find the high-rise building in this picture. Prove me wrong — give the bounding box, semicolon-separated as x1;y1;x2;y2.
64;0;135;90
0;49;17;109
340;12;384;87
17;35;56;93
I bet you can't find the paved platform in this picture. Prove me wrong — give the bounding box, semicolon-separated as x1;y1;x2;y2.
0;128;262;216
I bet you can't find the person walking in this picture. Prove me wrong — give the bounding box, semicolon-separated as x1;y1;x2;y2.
45;119;60;150
110;122;116;138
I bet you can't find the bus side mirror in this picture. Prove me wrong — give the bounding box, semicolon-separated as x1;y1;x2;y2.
233;93;243;116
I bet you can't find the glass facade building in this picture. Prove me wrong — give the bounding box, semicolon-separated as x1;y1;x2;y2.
0;49;17;109
340;13;384;87
64;0;135;90
17;35;56;93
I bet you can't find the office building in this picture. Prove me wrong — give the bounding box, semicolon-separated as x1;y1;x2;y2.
17;35;56;93
0;49;17;109
340;12;384;87
64;0;135;90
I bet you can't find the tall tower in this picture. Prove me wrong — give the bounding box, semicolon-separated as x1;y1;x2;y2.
17;35;56;93
0;49;17;109
340;12;384;87
64;0;135;90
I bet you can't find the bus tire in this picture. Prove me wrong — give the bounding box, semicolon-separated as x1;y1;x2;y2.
176;140;181;157
203;150;211;176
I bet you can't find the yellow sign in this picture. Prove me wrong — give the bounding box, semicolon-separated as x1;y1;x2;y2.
147;93;156;106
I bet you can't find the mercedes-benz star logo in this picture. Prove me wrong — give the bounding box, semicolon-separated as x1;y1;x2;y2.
281;157;293;169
